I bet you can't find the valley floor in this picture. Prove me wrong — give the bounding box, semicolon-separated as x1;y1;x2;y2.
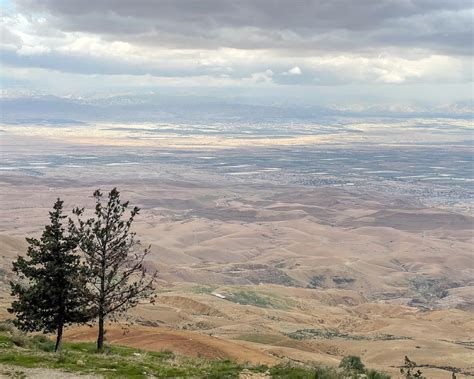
0;132;473;378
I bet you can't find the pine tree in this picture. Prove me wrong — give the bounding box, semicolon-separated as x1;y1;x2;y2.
71;188;156;352
9;199;92;352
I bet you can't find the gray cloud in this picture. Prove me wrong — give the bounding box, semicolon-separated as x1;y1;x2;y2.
0;48;222;77
13;0;473;54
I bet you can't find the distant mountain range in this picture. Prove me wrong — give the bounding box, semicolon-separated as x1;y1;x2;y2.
0;93;472;124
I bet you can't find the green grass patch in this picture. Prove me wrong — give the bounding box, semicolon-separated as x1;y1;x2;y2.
222;287;295;309
189;285;217;295
0;334;15;348
0;330;393;378
191;285;296;310
0;332;257;378
270;364;317;378
226;289;273;307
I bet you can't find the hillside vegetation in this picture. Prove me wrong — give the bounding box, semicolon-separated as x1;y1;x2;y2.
0;322;393;378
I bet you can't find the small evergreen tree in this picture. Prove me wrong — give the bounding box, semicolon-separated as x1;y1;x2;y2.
9;199;92;352
71;188;156;352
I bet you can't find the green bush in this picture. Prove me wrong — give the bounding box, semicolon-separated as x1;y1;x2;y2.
270;364;316;379
339;355;365;373
1;330;55;352
366;369;391;379
30;335;55;352
314;366;340;378
253;364;269;373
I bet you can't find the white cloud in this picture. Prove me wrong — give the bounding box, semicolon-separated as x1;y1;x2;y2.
246;69;274;84
17;44;51;55
287;66;302;75
306;54;468;84
0;1;472;105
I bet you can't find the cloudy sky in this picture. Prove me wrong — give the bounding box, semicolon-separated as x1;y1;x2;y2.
0;0;472;105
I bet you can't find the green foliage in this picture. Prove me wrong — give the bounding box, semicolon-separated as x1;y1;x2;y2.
9;199;92;351
408;276;454;308
30;335;55;352
285;328;410;341
286;328;366;341
226;289;272;307
313;366;342;378
254;364;270;373
0;332;253;378
270;364;316;379
0;329;395;379
339;355;365;373
366;369;392;379
156;349;175;359
270;363;390;379
307;275;325;289
2;331;54;352
190;285;217;294
71;188;157;351
0;334;15;348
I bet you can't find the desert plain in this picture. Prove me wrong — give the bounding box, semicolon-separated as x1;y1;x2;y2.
0;120;473;378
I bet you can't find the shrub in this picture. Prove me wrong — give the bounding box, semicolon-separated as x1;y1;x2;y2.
307;275;325;289
0;320;17;334
157;349;175;360
10;333;29;348
339;355;365;373
30;335;55;352
366;369;391;379
314;366;340;378
0;321;15;334
269;364;316;379
253;364;269;373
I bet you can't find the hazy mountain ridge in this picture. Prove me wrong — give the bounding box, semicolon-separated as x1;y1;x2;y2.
1;93;472;124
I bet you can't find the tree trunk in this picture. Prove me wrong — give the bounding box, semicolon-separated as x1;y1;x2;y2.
54;323;63;352
97;314;105;353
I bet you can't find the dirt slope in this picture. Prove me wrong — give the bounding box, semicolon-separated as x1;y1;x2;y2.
64;325;279;365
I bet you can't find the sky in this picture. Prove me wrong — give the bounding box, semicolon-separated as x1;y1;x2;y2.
0;0;472;106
